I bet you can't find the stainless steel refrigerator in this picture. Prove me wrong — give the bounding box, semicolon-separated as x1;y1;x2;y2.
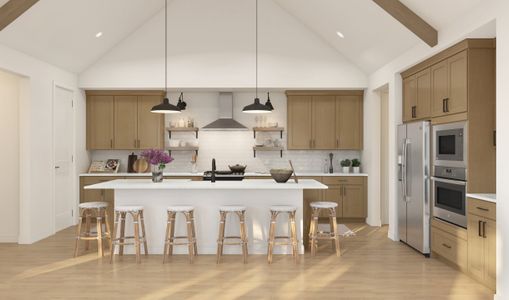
397;121;431;256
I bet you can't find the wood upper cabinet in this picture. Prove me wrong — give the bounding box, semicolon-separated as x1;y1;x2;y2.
137;96;164;149
86;91;165;150
431;50;467;117
312;96;336;149
287;95;313;149
287;91;364;150
403;76;417;122
86;96;114;149
403;68;431;122
114;96;138;149
336;95;363;149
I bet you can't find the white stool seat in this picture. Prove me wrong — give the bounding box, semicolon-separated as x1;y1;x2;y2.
219;205;246;212
167;206;194;212
115;206;144;212
79;201;108;209
310;201;338;209
270;205;297;212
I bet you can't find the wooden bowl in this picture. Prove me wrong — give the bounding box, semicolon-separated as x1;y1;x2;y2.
133;158;149;173
270;169;294;183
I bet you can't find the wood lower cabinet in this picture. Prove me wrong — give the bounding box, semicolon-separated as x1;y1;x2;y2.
79;176;115;226
431;218;468;271
287;91;364;150
342;184;366;218
86;91;165;150
467;198;496;291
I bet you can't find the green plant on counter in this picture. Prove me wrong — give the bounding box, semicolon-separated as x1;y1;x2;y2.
340;159;351;167
351;159;361;167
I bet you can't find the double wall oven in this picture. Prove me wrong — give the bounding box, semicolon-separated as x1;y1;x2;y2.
431;121;468;228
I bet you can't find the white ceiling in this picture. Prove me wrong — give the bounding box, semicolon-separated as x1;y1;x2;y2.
0;0;484;74
0;0;164;72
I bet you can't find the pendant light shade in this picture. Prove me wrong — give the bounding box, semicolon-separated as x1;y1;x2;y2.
264;92;274;110
151;0;181;114
243;97;271;113
243;0;272;114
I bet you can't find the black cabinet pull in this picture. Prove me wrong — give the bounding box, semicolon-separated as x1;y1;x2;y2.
476;206;489;212
441;243;452;249
478;220;482;237
483;221;487;238
411;106;416;118
494;130;497;147
442;99;446;112
445;98;449;112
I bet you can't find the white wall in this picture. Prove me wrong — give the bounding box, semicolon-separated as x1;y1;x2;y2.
0;44;88;244
91;91;361;173
79;0;367;89
0;69;21;242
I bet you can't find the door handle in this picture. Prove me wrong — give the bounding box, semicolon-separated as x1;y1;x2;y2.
411;106;416;118
482;221;487;238
110;139;113;148
336;138;339;148
442;99;446;113
441;243;452;249
476;206;489;212
444;98;449;112
478;220;482;237
343;186;346;197
54;166;60;169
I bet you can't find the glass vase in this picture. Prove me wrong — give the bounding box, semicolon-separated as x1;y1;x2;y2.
151;165;164;183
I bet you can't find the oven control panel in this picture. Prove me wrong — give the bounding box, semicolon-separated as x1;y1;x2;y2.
434;166;466;181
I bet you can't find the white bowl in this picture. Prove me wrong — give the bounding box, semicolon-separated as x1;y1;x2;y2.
169;140;180;147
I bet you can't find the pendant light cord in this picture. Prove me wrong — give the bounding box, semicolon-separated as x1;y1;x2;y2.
255;0;258;99
165;0;168;95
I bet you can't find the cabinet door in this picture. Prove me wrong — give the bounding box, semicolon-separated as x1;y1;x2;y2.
467;214;485;282
484;219;496;290
342;184;366;218
321;186;342;218
87;96;114;149
138;96;164;149
431;60;449;117
303;177;323;249
336;95;363;149
80;177;116;226
287;96;312;149
114;96;138;149
447;50;468;115
403;75;417;122
312;96;336;149
416;68;431;119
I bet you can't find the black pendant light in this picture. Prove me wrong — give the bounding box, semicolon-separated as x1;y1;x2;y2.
264;92;274;110
243;0;271;114
176;92;187;110
151;0;181;114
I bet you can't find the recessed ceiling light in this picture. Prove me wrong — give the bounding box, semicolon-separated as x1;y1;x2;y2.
95;32;103;38
336;31;345;38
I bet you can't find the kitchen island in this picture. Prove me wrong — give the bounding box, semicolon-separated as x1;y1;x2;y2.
85;179;327;255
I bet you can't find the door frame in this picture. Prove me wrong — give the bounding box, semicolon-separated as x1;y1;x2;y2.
51;82;76;233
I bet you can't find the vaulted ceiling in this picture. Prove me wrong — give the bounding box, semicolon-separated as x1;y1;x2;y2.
0;0;483;74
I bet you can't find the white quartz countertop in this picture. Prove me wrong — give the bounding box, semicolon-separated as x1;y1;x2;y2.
84;179;328;190
467;193;496;203
79;172;368;177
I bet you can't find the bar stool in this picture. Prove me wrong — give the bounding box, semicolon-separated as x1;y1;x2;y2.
216;206;248;264
74;202;111;257
309;201;341;257
163;206;197;264
267;205;298;264
110;206;148;264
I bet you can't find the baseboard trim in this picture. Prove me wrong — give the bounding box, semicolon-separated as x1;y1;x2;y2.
0;235;18;243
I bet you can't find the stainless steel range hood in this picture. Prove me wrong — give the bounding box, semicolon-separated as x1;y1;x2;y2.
202;92;248;131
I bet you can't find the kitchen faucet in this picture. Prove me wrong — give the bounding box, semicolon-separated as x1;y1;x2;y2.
211;158;216;183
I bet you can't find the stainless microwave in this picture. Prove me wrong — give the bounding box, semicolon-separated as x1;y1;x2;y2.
432;121;467;168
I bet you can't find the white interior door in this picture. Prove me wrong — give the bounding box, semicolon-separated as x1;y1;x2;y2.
54;86;74;232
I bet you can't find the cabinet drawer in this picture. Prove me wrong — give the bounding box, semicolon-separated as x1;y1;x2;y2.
468;198;496;220
432;227;467;270
431;218;467;240
321;176;364;185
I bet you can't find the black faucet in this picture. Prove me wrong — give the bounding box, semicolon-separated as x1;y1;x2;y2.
211;158;216;183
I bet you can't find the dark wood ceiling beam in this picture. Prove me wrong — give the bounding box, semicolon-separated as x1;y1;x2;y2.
373;0;438;47
0;0;39;31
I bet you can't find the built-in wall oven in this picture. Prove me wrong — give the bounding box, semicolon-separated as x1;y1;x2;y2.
431;166;467;228
432;121;467;168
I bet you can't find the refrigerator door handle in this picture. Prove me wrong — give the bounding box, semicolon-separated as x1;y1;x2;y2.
403;138;410;202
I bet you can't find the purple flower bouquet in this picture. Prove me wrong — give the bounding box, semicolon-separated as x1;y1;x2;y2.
141;149;174;182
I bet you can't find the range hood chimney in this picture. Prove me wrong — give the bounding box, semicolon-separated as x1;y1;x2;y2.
202;92;248;131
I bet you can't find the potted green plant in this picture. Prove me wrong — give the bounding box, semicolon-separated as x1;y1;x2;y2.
340;159;351;173
351;158;361;173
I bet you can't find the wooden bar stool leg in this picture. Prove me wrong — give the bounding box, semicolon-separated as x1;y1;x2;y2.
185;212;195;263
329;209;336;250
118;212;126;256
267;211;278;264
96;211;104;257
163;211;172;264
168;212;176;256
331;208;341;257
190;211;198;256
132;212;141;264
140;211;149;255
216;211;226;264
73;209;84;257
110;211;120;264
84;211;91;251
290;211;298;263
104;210;112;255
239;211;248;264
310;208;319;257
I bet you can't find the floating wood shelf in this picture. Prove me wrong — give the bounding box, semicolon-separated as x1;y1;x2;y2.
253;146;284;158
253;127;284;139
166;127;199;139
166;146;199;156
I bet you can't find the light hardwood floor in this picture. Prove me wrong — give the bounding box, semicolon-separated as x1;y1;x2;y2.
0;224;493;300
